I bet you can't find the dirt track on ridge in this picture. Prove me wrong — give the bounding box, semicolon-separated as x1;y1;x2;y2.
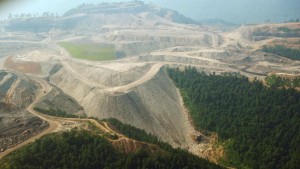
0;77;58;159
0;76;133;159
103;63;163;94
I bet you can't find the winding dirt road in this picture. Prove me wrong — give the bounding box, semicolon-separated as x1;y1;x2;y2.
102;63;163;94
0;77;58;159
0;75;130;159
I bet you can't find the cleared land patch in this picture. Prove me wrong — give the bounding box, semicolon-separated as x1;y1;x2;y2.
4;56;42;74
58;42;116;61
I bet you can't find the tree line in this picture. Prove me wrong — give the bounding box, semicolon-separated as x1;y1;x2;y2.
0;129;224;169
262;45;300;61
167;67;300;169
33;107;79;118
265;74;300;88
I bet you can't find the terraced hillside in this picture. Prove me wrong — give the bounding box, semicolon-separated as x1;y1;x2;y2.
0;1;299;166
0;71;48;153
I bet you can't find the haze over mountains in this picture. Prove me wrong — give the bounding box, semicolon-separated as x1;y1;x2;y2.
0;0;300;168
0;0;300;24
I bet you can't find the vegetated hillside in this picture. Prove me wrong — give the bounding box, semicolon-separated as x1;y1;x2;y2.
251;24;300;39
240;23;300;42
262;45;300;61
105;118;174;151
167;67;300;169
265;74;300;88
0;129;224;169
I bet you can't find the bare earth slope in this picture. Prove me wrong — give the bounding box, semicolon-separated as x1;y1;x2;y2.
35;85;86;117
0;71;49;153
50;67;192;147
0;1;300;162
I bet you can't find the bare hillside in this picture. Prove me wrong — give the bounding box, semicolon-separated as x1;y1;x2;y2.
0;71;48;152
0;1;299;161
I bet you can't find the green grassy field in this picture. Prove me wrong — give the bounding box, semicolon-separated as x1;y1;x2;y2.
58;42;116;61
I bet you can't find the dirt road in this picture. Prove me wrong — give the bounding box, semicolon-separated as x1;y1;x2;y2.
0;75;129;159
102;63;163;94
0;77;59;159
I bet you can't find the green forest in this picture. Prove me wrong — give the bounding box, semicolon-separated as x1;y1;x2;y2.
265;74;300;88
0;128;223;169
167;67;300;169
262;45;300;60
105;118;174;152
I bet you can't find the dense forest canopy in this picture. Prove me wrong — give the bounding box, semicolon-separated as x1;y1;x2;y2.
265;74;300;88
0;127;223;169
167;67;300;169
105;118;174;152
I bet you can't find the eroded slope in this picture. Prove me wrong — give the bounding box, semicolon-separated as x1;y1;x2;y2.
0;71;48;152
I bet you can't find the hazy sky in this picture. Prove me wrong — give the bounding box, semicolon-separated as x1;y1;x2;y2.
0;0;299;24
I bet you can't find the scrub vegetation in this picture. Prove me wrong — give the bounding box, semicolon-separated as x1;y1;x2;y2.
58;42;116;61
262;45;300;61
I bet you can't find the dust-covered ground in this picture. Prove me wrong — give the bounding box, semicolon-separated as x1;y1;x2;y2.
0;1;299;161
0;71;49;152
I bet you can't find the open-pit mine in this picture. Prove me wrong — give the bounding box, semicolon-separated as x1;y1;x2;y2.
0;1;299;163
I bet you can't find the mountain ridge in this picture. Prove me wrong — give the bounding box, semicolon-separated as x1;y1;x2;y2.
4;1;199;32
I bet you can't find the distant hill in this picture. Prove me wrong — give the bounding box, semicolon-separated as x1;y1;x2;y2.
63;1;198;25
199;18;238;31
4;1;199;32
189;0;300;24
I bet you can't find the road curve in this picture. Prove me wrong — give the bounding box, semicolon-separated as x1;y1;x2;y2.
102;63;163;94
0;77;59;159
0;75;130;159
